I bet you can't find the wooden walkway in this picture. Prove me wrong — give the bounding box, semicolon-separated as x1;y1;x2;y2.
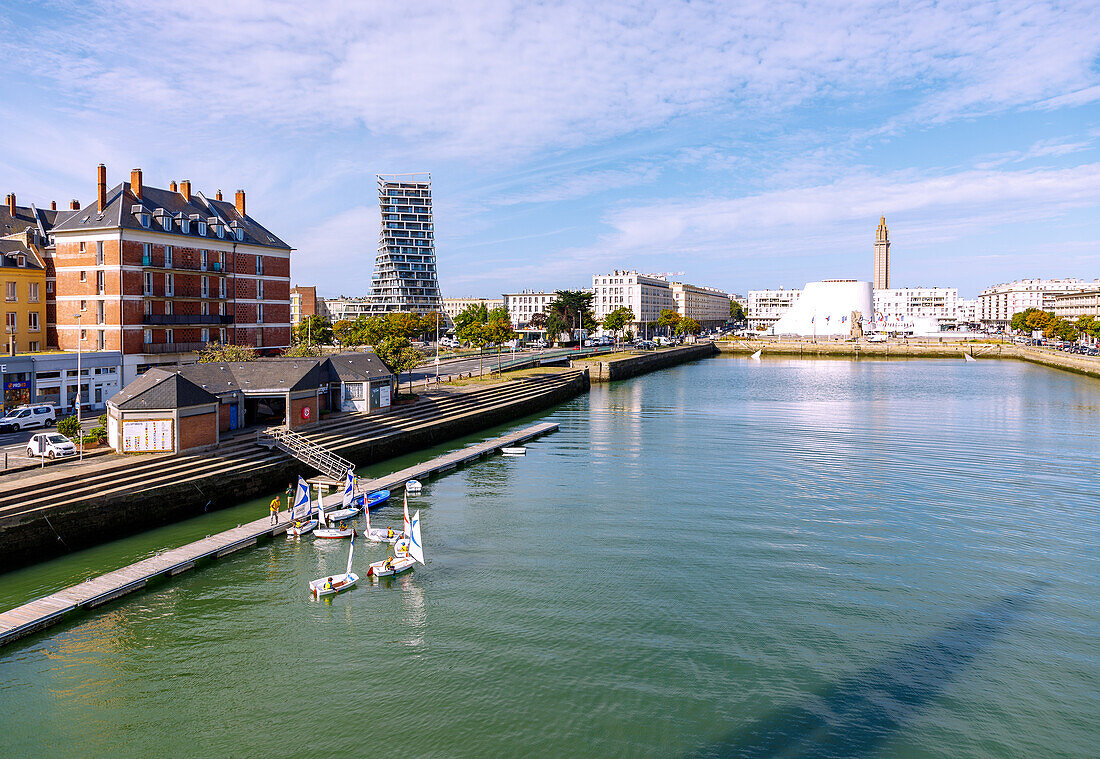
0;422;558;648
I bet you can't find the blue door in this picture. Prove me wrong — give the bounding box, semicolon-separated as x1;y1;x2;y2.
229;404;239;430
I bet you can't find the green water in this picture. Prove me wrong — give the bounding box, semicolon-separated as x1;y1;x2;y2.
1;358;1097;758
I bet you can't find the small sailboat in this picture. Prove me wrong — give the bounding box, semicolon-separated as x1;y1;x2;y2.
286;476;318;537
309;534;359;597
963;353;976;362
315;482;356;539
324;469;363;524
750;349;762;360
502;446;526;456
366;489;390;508
405;479;423;494
364;503;404;544
367;510;423;579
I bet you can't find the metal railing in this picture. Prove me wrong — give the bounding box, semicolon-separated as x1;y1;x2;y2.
261;427;352;481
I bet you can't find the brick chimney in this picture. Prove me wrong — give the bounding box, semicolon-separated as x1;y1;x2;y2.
97;164;107;212
70;199;81;210
235;189;246;216
216;190;223;201
170;180;177;192
5;193;14;214
50;201;57;211
130;168;143;201
180;179;191;202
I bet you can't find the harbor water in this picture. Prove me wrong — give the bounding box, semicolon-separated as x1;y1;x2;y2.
1;357;1097;758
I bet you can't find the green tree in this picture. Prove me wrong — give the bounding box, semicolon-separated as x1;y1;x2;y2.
484;315;518;374
547;290;598;341
454;302;489;334
292;315;333;346
57;415;81;438
675;316;701;336
283;343;325;358
332;319;355;345
657;309;681;336
385;312;425;340
457;320;490;374
375;336;423;394
602;306;635;344
528;312;548;333
198;343;258;363
543;311;568;346
729;300;746;322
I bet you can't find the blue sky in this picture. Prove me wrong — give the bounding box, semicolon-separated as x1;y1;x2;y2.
1;0;1098;299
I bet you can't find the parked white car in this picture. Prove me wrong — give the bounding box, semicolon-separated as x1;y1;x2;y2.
0;404;57;433
26;432;76;459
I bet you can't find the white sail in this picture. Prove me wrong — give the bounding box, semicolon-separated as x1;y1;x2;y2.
964;353;976;362
750;349;762;360
291;476;312;520
345;534;356;576
364;505;372;533
408;510;424;565
403;492;411;537
315;485;326;525
342;468;356;508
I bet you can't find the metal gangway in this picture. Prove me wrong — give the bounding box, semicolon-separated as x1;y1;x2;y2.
259;427;353;481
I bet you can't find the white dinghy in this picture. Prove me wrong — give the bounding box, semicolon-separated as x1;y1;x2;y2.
315;482;356;539
367;510;423;579
750;349;762;360
286;476;317;537
363;502;404;544
502;446;526;456
309;534;359;597
405;479;423;494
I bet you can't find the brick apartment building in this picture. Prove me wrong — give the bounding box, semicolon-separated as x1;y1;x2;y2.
49;165;293;383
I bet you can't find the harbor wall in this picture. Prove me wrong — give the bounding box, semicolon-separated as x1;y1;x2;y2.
583;342;720;382
716;340;1100;380
0;370;590;572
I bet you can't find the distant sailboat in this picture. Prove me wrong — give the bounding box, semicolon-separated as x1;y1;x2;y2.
964;353;977;362
367;509;423;579
287;476;317;537
750;349;762;360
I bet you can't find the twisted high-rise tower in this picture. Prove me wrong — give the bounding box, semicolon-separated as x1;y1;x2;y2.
368;173;442;314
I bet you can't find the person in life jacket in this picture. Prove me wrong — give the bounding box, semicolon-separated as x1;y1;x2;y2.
323;577;333;590
269;497;280;525
383;558;393;571
387;527;394;538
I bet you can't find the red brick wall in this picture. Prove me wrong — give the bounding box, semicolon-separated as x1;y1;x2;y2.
289;396;318;428
179;411;217;451
218;402;231;432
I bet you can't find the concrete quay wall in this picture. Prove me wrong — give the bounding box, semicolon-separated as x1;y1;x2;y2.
583;342;720;382
0;370;590;573
716;340;1100;380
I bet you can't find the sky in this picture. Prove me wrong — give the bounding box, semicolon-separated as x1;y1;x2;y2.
1;0;1098;300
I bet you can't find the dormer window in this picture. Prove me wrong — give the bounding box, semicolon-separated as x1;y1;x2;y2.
216;224;225;239
141;214;150;228
198;221;207;236
181;218;190;233
235;228;244;241
161;215;171;231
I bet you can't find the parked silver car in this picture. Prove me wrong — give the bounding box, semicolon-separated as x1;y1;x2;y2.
0;404;57;433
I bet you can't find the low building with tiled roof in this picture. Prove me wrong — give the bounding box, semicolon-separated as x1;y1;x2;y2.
106;353;394;453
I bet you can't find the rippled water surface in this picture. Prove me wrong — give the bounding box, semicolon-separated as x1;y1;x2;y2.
2;358;1098;758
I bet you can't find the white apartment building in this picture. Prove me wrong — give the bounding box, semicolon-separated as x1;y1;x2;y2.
956;298;980;327
502;290;555;332
873;287;958;329
1051;290;1100;320
746;289;801;329
442;297;504;326
669;282;731;328
592;271;676;333
979;278;1100;327
324;297;373;323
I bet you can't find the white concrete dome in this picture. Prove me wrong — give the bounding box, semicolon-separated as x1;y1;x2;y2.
773;280;873;336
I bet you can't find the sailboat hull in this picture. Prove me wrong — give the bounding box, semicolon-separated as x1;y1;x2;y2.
315;527;356;539
287;519;318;537
310;572;359;596
366;556;414;578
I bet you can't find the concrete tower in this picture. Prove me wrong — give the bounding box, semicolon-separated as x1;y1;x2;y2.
873;215;890;290
368;173;443;314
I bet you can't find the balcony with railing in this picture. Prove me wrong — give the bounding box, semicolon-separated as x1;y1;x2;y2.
142;341;210;354
142;313;235;326
141;256;229;274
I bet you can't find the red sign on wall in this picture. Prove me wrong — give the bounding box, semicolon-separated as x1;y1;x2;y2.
302;405;311;420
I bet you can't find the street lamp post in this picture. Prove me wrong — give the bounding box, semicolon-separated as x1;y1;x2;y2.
73;312;83;461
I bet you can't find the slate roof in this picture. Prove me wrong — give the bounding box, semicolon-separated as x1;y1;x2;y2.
109;368;219;410
323;352;394;382
0;239;45;269
109;354;394;411
51;182;291;250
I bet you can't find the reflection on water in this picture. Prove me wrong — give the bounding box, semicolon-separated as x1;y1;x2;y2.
1;358;1098;758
